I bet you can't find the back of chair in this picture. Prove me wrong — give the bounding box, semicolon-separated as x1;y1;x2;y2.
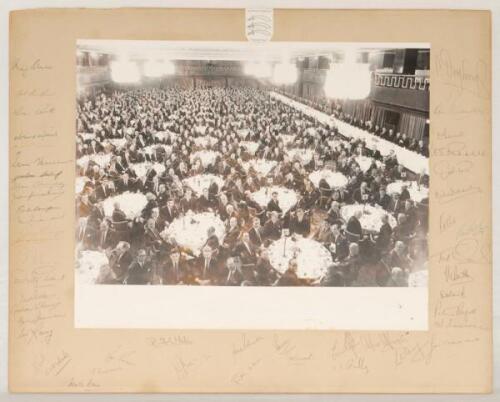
319;186;333;197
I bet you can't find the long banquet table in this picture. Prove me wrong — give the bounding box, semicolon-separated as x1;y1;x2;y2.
269;91;429;175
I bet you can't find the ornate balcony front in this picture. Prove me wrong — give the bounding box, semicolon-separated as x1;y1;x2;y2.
374;72;430;91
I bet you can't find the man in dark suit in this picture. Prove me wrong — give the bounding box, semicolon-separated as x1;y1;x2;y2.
248;217;264;247
108;241;133;283
393;213;414;243
193;245;221;283
345;210;363;243
114;155;127;175
374;187;391;210
146;175;161;196
352;181;372;204
266;191;282;214
125;249;152;285
203;226;221;253
254;248;277;286
180;188;197;213
262;211;282;241
329;242;362;285
235;232;257;266
143;218;163;251
275;259;306;286
399;184;411;202
98;219;116;250
387;193;404;216
197;188;214;211
156;184;169;206
116;173;132;193
389;241;412;271
95;180;115;201
289;208;310;237
371;146;382;160
391;164;408;181
163;248;189;285
403;199;418;230
111;202;127;223
85;203;105;249
374;214;393;254
224;217;241;249
329;223;349;261
223;257;245;286
417;139;429;157
88;140;103;155
133;175;149;193
160;199;179;224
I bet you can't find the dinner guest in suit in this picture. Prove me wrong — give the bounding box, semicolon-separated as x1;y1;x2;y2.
160;199;179;224
248;217;264;247
262;211;282;241
374;187;391;210
195;245;220;283
162;248;189;285
329;224;349;261
289;208;310;237
224;257;245;286
107;241;134;283
345;210;363;242
125;249;152;285
266;191;282;214
235;232;257;265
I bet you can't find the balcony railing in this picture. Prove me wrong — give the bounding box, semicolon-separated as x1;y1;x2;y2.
374;73;430;91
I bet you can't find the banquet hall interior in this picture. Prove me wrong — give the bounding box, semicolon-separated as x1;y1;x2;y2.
75;41;430;287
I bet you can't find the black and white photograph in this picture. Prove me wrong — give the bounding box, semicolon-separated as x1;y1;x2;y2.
75;40;429;292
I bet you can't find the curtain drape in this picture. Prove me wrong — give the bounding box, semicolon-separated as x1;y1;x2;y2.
341;100;373;122
399;112;427;140
371;105;386;128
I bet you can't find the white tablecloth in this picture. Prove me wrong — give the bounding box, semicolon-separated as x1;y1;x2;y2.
130;162;166;178
240;141;260;155
76;250;109;285
237;128;250;139
341;204;397;232
270;91;429;174
327;138;346;150
78;132;96;141
386;180;429;203
288;148;314;165
268;236;332;280
309;170;348;189
190;150;220;167
143;144;172;155
280;134;296;145
102;191;148;219
75;176;90;193
183;174;225;196
155;130;177;142
166;211;225;256
242;159;277;176
355;156;382;173
106;138;127;149
194;125;208;135
76;154;111;169
408;269;428;287
194;136;218;148
251;186;298;214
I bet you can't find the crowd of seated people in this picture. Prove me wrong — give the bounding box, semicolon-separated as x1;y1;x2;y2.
272;88;429;157
75;85;429;287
